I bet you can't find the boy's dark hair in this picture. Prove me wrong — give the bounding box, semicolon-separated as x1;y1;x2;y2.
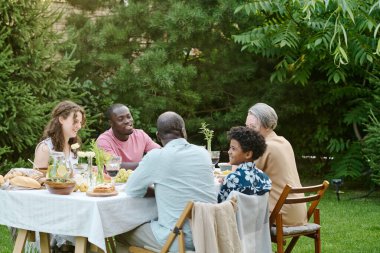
227;126;267;160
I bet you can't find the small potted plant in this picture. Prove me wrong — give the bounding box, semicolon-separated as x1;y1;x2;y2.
199;122;220;167
90;140;111;184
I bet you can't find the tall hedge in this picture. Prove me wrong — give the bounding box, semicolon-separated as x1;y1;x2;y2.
0;0;79;172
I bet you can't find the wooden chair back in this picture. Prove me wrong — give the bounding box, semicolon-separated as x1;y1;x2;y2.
269;180;329;253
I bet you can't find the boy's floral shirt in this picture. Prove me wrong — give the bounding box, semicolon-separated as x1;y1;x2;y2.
218;162;272;203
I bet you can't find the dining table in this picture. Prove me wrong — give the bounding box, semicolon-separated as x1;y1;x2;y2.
0;186;158;253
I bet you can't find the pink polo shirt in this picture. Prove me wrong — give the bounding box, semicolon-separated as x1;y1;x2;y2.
96;128;161;163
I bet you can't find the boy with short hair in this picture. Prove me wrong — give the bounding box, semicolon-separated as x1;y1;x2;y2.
218;126;271;203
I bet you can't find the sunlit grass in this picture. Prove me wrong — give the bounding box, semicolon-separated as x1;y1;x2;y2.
0;226;12;253
288;188;380;253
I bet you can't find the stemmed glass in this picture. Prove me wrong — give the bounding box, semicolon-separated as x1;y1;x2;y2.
75;155;88;176
210;151;220;170
106;156;121;182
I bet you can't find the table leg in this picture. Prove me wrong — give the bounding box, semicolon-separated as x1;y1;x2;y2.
39;232;50;253
28;231;36;242
75;237;87;253
13;229;28;253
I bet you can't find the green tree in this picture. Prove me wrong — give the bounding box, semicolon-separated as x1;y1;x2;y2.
64;0;273;149
233;0;380;180
0;0;79;172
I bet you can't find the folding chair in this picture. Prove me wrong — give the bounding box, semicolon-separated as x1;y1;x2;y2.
129;198;238;253
129;201;194;253
270;180;329;253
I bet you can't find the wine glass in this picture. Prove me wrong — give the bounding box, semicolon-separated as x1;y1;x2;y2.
210;151;220;169
75;155;88;176
106;156;121;181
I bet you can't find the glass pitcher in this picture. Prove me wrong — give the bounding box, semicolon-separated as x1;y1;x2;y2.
47;151;71;179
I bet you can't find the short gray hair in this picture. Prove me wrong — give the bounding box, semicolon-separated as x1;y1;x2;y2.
248;103;278;130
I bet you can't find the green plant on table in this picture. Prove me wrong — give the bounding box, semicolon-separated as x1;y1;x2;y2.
90;139;111;184
199;122;214;152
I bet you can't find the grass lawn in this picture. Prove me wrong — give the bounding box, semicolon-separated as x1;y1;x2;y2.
289;186;380;253
1;188;379;253
0;225;13;253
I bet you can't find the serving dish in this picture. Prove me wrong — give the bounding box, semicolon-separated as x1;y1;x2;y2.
45;179;76;195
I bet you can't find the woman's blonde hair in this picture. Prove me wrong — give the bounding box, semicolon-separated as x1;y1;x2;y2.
42;101;86;153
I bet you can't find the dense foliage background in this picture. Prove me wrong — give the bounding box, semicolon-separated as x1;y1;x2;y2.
0;0;80;172
1;0;380;188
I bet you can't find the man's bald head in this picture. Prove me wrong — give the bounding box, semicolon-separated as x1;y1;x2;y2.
157;111;186;140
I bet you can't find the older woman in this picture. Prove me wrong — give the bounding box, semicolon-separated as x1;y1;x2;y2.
34;100;85;170
246;103;307;226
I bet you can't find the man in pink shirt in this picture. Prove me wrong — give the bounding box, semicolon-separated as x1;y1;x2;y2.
96;104;160;170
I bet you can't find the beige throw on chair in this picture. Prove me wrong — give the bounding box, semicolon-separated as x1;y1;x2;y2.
191;200;242;253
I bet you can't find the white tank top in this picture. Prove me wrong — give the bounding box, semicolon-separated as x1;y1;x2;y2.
37;138;78;168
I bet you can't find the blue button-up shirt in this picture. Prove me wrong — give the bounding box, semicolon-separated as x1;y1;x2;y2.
126;138;216;250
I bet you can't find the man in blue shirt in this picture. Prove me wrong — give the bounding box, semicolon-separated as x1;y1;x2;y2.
116;111;216;252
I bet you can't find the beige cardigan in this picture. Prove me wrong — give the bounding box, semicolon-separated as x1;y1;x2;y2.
255;131;307;226
191;201;242;253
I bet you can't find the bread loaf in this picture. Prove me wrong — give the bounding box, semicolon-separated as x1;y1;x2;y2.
93;183;115;193
10;176;41;189
4;169;43;181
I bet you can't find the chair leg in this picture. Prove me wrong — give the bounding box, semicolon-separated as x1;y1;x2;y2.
276;215;284;253
314;230;321;253
285;236;300;253
27;231;36;242
178;232;185;253
314;208;321;253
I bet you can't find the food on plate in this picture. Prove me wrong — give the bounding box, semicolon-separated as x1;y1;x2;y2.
4;171;22;180
79;182;89;192
114;169;133;183
10;176;41;189
93;183;115;193
4;168;44;181
222;170;232;175
0;175;4;186
37;177;47;185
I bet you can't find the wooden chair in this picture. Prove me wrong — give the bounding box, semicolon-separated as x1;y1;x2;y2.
129;198;238;253
129;201;194;253
270;180;329;253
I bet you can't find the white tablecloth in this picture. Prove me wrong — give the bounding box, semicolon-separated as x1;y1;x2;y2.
0;188;158;251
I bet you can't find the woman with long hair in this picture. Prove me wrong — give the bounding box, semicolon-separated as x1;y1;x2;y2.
33;100;86;170
33;100;86;252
